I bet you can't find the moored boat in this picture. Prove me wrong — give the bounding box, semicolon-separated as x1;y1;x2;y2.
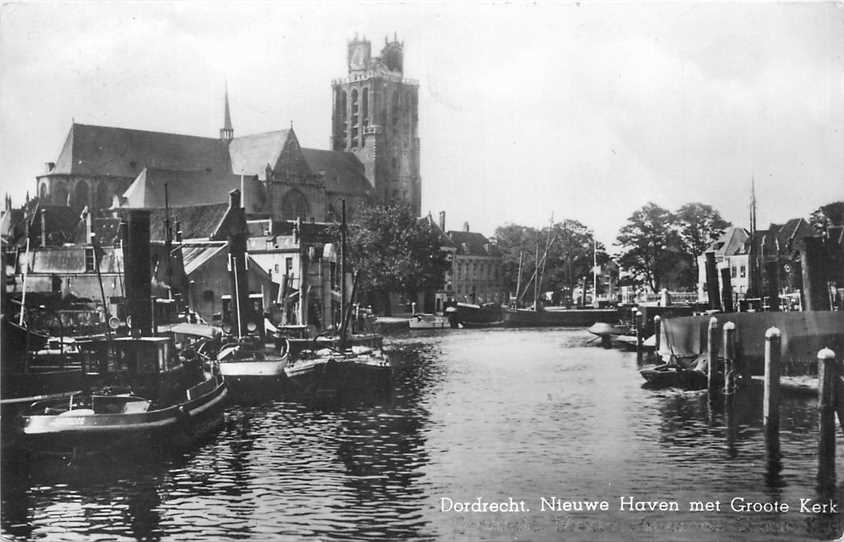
408;312;449;329
504;306;619;327
17;336;228;456
446;302;504;328
218;336;287;399
282;199;391;403
640;363;707;390
283;344;391;401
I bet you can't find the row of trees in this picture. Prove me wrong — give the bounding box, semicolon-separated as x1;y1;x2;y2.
335;199;840;312
340;201;731;312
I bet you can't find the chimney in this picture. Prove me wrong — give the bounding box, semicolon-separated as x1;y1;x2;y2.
84;207;93;244
121;210;153;336
438;211;446;232
463;221;470;232
40;209;47;247
229;189;241;209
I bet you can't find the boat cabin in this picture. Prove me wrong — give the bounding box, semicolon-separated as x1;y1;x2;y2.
110;337;177;375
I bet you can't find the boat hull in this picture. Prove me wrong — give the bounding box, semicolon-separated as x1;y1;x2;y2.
219;359;287;400
448;304;504;328
284;356;391;401
408;314;449;329
504;308;619;327
17;378;228;456
640;366;707;390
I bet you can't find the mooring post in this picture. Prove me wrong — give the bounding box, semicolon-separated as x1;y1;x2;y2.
723;322;736;395
653;315;661;363
817;347;837;493
707;317;719;396
635;310;643;363
764;327;781;475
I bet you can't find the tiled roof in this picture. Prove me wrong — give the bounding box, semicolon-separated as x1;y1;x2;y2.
182;242;227;275
301;148;371;195
48;124;230;179
706;227;749;257
447;230;497;256
120;168;263;211
150;203;228;241
229;130;291;180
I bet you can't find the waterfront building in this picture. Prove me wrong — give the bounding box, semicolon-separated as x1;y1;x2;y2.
432;212;505;311
697;219;822;310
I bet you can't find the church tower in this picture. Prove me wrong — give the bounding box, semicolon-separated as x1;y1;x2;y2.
220;86;234;142
331;34;421;215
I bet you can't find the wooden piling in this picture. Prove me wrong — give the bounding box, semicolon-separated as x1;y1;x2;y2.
817;347;836;492
653;315;661;363
802;237;831;311
719;267;734;313
763;327;781;473
723;322;736;395
635;310;643;363
705;252;721;311
707;317;719;395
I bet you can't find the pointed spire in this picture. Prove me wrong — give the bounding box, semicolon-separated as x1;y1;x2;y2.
220;82;234;142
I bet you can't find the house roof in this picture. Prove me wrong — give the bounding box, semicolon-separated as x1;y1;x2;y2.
447;230;497;256
228;130;291;179
182;242;228;275
120;167;262;211
48;123;230;178
301;148;371;195
150;203;229;241
706;227;749;257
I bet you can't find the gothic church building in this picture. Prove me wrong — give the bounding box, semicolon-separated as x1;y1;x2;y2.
35;35;420;221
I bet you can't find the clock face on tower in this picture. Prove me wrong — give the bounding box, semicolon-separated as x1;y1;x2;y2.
350;45;366;70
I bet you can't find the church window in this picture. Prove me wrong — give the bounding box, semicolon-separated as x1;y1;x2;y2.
280;189;310;220
54;185;68;207
73;181;89;211
39;183;48;200
362;88;369;122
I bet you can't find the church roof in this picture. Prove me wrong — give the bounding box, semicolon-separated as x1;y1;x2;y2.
48;123;230;178
229;130;291;179
120;167;261;210
301;148;371;195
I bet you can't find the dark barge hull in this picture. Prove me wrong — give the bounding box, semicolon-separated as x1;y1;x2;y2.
284;359;391;401
503;308;620;327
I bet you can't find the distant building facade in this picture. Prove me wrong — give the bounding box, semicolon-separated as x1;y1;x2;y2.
433;212;505;310
331;35;421;215
697;219;822;310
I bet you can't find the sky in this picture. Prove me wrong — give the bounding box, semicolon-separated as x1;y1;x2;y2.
1;1;842;246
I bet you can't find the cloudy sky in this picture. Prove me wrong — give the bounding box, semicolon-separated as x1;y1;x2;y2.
1;1;842;245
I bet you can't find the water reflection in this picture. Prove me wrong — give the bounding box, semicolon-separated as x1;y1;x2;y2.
3;328;844;541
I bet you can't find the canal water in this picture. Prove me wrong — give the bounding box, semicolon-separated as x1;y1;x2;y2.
2;328;843;541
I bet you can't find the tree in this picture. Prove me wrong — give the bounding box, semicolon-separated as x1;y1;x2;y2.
616;202;684;292
495;219;607;306
343;202;451;315
810;201;844;234
674;202;731;286
493;223;540;299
